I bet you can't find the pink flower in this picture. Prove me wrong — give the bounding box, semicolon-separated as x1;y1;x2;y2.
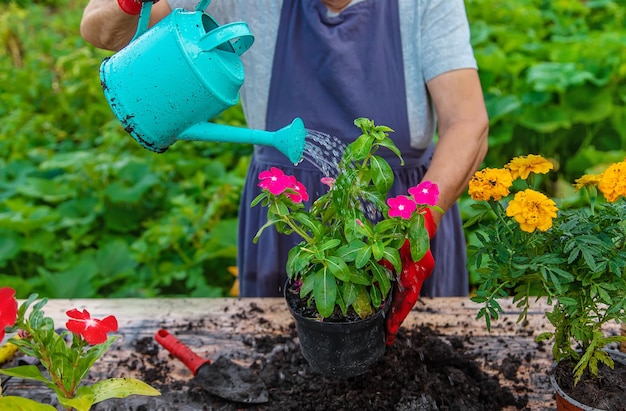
408;181;439;206
387;195;417;219
285;176;309;203
0;287;18;341
320;177;335;189
258;167;292;195
66;309;118;345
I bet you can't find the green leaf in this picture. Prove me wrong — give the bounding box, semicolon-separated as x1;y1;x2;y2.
348;268;371;286
16;177;77;203
371;240;385;261
336;240;367;263
375;137;403;163
0;397;56;411
0;365;49;384
91;378;160;403
313;268;337;318
380;247;401;274
408;229;429;262
351;286;373;319
326;256;351;282
355;245;372;269
340;282;358;307
371;263;391;297
96;240;137;278
370;155;394;194
347;134;374;160
291;211;325;239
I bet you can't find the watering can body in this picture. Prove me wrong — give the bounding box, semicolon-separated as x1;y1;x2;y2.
100;3;305;164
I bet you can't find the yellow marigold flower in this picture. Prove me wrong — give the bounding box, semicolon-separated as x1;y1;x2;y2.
573;173;602;192
505;154;554;180
598;160;626;202
468;168;513;201
505;189;558;233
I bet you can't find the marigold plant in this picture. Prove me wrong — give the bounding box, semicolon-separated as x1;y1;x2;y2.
466;156;626;384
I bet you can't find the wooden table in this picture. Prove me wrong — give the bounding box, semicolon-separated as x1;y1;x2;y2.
1;297;622;410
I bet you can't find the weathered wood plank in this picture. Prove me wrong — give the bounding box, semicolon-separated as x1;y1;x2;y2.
1;297;621;410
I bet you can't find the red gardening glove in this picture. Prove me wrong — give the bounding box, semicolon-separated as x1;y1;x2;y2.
384;209;436;346
117;0;159;15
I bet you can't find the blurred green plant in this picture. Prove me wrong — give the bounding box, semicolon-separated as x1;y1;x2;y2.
464;0;626;287
0;0;251;298
466;0;626;181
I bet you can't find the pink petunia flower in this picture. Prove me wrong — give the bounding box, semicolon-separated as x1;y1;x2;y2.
285;176;309;203
0;287;18;342
387;195;417;219
66;309;118;345
408;181;439;206
258;167;292;195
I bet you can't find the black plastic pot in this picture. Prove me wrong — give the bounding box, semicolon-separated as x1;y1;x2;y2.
285;282;391;378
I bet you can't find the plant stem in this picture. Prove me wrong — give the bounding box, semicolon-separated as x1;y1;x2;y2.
281;216;314;244
489;201;515;236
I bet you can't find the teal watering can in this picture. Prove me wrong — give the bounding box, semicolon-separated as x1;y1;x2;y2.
99;0;305;164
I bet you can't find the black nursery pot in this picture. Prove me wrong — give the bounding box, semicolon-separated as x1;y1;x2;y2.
285;282;391;378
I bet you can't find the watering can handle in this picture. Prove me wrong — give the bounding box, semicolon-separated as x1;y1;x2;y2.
199;22;254;56
196;0;211;11
130;1;154;42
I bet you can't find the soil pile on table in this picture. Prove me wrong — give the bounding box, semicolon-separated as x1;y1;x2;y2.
97;321;529;410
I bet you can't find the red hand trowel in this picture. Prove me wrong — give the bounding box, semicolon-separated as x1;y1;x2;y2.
154;328;269;404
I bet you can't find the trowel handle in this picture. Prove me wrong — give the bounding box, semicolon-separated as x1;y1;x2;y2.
154;329;211;375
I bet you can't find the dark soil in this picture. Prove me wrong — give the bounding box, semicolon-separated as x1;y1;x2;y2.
95;322;530;410
552;355;626;411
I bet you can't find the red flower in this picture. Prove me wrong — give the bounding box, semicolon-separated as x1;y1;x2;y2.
0;287;18;341
258;167;292;195
408;181;439;206
387;195;417;219
66;309;118;345
285;176;309;203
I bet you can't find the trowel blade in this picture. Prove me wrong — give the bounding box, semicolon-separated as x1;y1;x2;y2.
192;356;269;404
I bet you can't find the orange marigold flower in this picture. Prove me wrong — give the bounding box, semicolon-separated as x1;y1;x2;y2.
598;160;626;202
505;154;554;180
468;168;513;201
505;189;558;233
573;173;602;192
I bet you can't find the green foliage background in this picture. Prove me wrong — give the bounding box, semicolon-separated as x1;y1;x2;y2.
1;0;625;298
1;0;251;298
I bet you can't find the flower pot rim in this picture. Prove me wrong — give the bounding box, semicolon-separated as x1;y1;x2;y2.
284;285;391;331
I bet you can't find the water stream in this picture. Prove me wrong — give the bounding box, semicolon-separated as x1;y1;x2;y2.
299;129;380;219
300;129;346;177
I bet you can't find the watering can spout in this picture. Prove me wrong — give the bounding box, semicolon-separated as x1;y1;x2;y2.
179;118;306;165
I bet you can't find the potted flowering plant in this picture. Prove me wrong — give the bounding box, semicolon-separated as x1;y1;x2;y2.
0;287;160;410
252;118;439;377
466;155;626;410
